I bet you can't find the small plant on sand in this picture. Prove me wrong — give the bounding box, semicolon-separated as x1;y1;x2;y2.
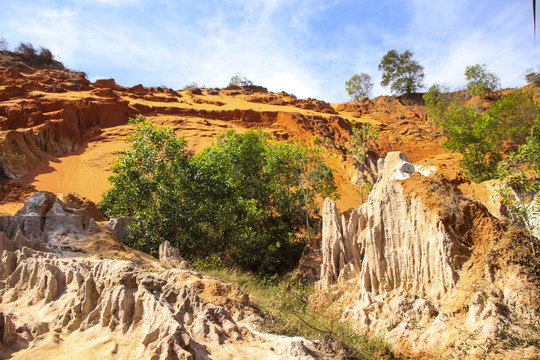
347;122;379;202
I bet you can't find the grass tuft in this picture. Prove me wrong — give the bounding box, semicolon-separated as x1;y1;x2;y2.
195;262;397;359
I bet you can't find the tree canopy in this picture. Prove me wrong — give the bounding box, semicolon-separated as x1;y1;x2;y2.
424;87;540;182
100;116;338;274
464;64;500;97
378;50;424;95
345;73;373;101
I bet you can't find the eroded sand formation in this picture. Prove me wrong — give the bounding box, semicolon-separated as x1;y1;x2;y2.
318;152;539;358
1;53;539;359
0;192;321;360
0;55;448;212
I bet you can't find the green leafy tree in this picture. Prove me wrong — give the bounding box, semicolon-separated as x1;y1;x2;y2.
378;49;424;95
100;115;191;252
100;118;338;274
187;130;338;272
438;106;502;182
347;123;380;201
465;64;500;97
345;73;373;100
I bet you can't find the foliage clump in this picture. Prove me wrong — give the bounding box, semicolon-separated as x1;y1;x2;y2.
440;104;502;182
424;86;540;183
378;49;424;95
423;83;464;126
346;123;379;201
345;73;373;101
465;63;500;97
100;116;338;274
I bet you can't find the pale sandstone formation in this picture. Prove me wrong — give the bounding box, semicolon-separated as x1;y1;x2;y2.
159;240;189;269
105;216;134;242
318;151;539;358
0;191;99;245
0;197;321;360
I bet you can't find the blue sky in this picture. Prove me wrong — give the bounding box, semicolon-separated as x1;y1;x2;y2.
1;0;538;102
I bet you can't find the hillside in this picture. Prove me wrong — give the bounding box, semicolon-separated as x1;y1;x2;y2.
0;53;539;359
0;53;448;213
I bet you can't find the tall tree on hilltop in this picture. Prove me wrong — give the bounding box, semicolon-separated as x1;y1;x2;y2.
345;73;373;101
378;49;424;95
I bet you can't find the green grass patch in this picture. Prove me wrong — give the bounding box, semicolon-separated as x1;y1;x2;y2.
195;261;397;359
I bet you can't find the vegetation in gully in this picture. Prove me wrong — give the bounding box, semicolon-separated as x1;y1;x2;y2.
423;68;540;277
100;116;338;274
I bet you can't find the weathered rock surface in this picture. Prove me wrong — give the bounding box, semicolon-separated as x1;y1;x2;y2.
0;227;321;359
105;216;134;243
0;193;321;359
0;191;99;245
159;240;189;269
318;151;540;359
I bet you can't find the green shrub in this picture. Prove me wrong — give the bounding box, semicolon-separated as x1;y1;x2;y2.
497;143;540;279
347;122;379;201
100;116;339;274
423;83;464;127
429;87;540;183
378;49;424;95
345;73;373;101
465;64;500;97
485;88;540;144
440;106;502;182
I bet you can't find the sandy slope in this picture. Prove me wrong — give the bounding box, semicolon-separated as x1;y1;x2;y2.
0;62;447;215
